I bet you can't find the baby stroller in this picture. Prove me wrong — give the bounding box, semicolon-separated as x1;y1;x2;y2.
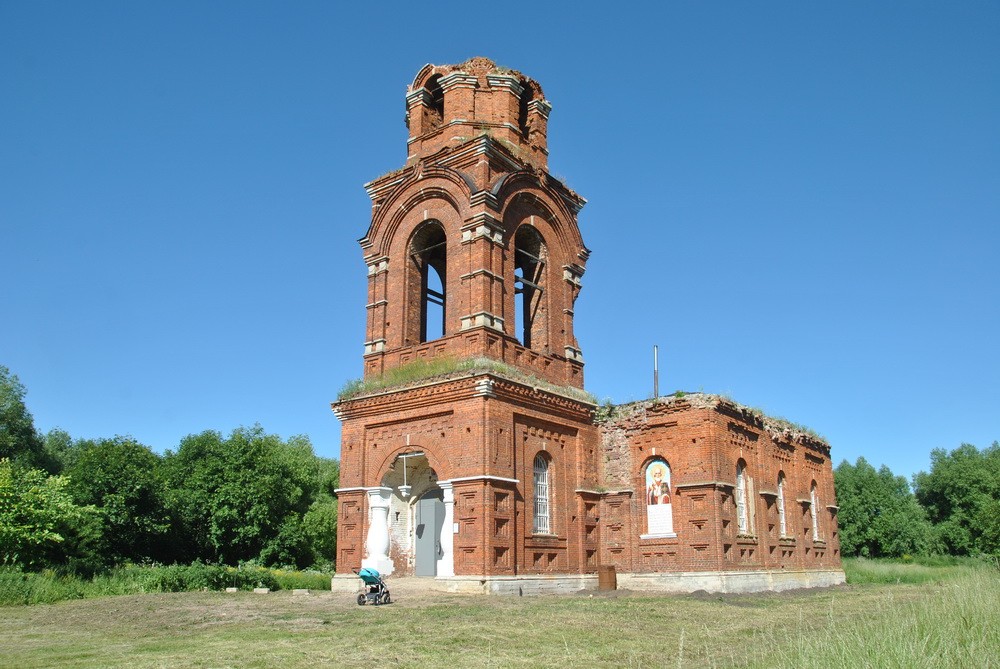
353;567;391;605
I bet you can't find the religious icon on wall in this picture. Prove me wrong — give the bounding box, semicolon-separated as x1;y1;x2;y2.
644;458;674;536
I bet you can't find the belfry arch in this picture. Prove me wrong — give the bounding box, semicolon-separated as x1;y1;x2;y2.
513;225;548;350
406;221;447;344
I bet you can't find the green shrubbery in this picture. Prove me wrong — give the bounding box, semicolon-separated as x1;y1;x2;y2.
0;563;332;606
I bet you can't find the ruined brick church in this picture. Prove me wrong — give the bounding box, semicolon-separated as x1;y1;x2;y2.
333;58;844;593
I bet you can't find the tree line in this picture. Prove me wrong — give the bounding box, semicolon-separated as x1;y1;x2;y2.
1;365;338;575
835;444;1000;558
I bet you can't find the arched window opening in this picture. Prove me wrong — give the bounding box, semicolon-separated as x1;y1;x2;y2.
517;84;532;137
514;225;547;349
736;461;749;535
777;472;787;538
409;222;447;343
425;74;444;129
810;481;820;541
533;454;550;534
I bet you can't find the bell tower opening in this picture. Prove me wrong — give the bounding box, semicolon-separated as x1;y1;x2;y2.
407;221;447;343
517;83;532;137
514;225;547;350
425;74;444;130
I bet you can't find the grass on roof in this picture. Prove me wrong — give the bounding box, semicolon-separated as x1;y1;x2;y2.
337;356;597;404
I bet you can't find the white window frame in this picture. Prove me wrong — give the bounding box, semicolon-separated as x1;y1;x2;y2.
736;462;749;535
810;482;820;541
533;454;550;534
777;473;788;538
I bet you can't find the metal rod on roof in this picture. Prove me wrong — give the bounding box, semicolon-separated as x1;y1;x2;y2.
653;345;659;399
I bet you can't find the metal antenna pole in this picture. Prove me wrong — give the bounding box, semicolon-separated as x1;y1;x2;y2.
653;345;659;399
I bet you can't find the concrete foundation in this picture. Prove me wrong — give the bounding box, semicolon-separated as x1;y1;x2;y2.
332;569;845;596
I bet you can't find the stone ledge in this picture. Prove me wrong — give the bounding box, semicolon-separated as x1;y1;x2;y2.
619;569;845;594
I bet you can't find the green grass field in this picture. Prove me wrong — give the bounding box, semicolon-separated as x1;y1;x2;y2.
1;560;995;668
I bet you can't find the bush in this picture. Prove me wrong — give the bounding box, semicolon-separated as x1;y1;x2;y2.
0;562;332;606
0;568;85;606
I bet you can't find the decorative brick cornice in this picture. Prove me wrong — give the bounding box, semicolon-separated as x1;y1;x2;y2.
675;481;735;490
334;376;480;420
439;71;478;91
486;74;523;96
443;474;520;485
527;98;552;119
334;372;594;423
469;189;500;210
364;171;410;200
405;87;433;108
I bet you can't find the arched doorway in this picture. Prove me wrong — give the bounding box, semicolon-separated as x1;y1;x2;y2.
377;451;453;577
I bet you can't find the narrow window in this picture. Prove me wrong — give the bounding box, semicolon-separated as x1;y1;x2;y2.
810;481;820;541
409;222;447;343
533;454;550;534
514;226;546;349
736;461;749;535
777;472;787;538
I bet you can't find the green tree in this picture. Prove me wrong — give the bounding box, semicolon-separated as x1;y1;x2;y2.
914;442;1000;556
0;366;50;472
0;458;98;569
834;457;933;557
42;428;76;473
162;426;326;566
64;436;171;566
301;498;338;569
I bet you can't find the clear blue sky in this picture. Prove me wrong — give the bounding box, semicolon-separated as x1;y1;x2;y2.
2;2;997;482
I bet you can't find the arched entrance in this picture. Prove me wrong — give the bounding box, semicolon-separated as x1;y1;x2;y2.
373;451;454;577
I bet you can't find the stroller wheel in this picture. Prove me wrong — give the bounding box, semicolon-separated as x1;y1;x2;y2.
356;593;366;606
382;592;391;605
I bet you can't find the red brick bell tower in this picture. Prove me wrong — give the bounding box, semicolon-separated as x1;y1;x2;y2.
333;58;600;586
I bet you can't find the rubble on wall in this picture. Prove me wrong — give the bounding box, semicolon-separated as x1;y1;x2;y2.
596;392;829;489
